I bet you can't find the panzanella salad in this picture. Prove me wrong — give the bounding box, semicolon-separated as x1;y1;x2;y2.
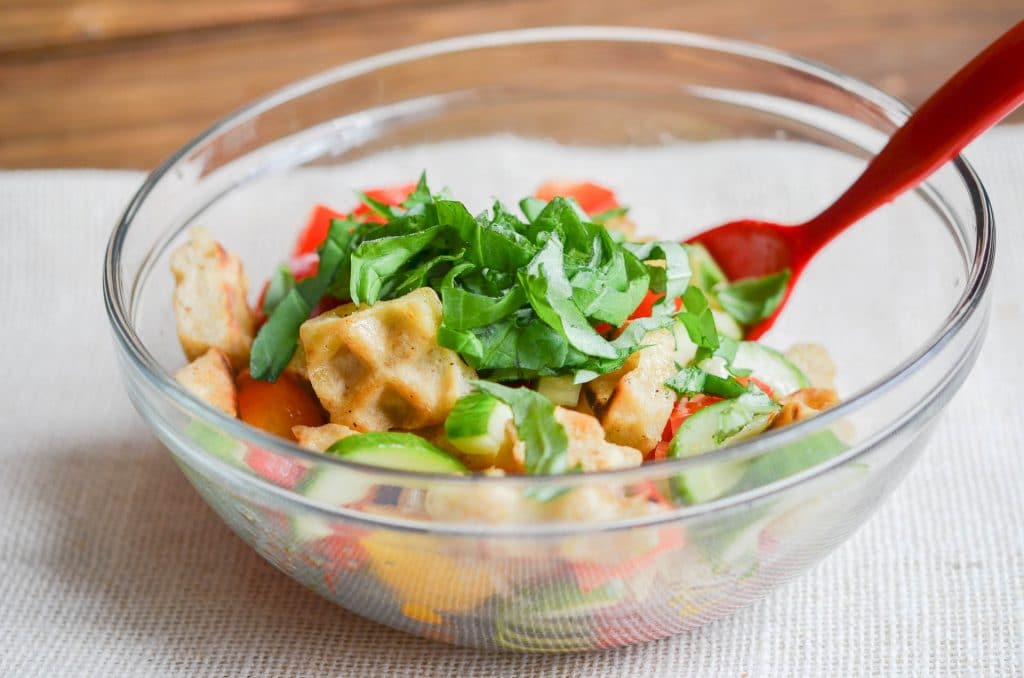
171;176;839;506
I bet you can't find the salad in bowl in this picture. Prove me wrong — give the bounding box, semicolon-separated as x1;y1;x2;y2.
173;176;844;533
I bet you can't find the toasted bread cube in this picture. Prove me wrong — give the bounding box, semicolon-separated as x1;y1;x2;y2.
291;423;358;452
556;407;643;472
596;329;677;454
174;348;237;416
170;228;254;371
300;288;476;431
771;388;840;429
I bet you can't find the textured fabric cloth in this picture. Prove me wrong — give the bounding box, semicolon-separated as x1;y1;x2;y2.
1;128;1022;676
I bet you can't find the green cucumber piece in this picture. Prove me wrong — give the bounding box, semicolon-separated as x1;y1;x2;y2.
732;429;847;494
711;310;744;340
186;420;247;467
444;393;513;457
295;464;371;506
327;432;468;473
669;393;781;504
732;341;810;397
536;375;582;408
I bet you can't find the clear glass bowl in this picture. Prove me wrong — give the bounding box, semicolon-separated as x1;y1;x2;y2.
103;27;994;651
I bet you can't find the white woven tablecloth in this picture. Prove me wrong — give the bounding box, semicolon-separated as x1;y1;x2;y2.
2;128;1022;677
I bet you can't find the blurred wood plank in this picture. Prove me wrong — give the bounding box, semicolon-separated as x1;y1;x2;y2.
1;0;1020;168
0;0;454;53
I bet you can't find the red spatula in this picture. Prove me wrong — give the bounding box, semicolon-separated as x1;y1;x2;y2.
691;20;1024;339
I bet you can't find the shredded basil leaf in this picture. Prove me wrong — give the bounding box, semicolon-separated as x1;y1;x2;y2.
666;366;748;399
262;265;295;316
250;220;353;381
253;173;703;383
715;270;791;325
677;286;720;362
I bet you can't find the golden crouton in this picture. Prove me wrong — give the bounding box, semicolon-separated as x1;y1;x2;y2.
771;388;840;429
291;423;358;452
594;329;677;454
501;406;643;474
556;407;644;471
173;348;237;416
170;228;254;371
300;288;476;431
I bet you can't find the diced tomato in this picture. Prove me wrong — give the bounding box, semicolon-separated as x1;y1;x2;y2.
535;180;620;216
293;205;347;257
654;394;724;459
237;369;326;440
309;530;369;573
244;447;306;489
291;183;416;256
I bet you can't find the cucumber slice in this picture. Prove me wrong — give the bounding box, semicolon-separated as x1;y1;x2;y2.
295;464;371;506
711;310;744;340
672;315;742;369
732;429;847;494
444;393;513;457
186;420;247;467
672;320;699;366
327;432;468;473
669;393;780;504
732;342;810;396
536;375;582;408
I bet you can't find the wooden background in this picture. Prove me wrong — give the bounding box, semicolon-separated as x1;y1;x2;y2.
1;1;1020;169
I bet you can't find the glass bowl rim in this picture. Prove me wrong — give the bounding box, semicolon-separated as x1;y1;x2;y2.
103;25;995;533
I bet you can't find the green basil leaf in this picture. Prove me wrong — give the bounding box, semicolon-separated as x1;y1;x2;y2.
435;200;535;271
349;225;441;306
250;219;355;381
626;241;692;316
249;289;311;382
519;197;547;223
473;381;570;476
355;191;398;221
677;286;720;361
441;264;528;330
666;366;748;399
519;235;617;359
262;264;296;316
570;232;650;326
400;171;433;211
714;270;791;325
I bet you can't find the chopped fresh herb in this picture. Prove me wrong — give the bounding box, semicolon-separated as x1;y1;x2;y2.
677;286;720;362
625;241;692;316
249;220;356;381
251;174;694;382
715;270;791;325
262;264;296;316
666;366;749;399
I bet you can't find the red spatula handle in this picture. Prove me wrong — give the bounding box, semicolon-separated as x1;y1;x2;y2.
798;20;1024;251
